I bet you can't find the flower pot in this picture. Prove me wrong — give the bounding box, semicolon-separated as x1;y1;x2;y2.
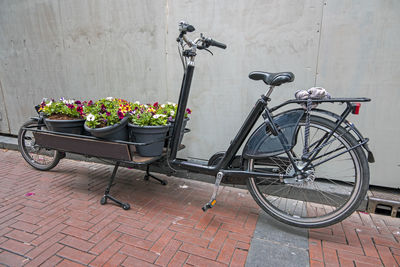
84;116;129;141
129;124;169;157
165;118;189;147
44;118;85;134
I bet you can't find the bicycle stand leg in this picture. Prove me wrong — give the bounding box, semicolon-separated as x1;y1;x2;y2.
100;162;131;210
202;171;223;212
143;165;167;185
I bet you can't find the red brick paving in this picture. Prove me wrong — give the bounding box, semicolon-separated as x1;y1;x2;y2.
0;150;258;266
1;149;400;266
309;210;400;266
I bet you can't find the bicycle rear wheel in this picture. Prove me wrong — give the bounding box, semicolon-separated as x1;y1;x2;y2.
18;120;61;171
246;115;369;228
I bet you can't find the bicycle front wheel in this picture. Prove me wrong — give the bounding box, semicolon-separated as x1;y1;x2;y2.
18;120;61;171
246;115;369;228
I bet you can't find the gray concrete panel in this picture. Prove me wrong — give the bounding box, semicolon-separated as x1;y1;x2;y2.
166;0;324;159
316;0;400;187
0;0;399;187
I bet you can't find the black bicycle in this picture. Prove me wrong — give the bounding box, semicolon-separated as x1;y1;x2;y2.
18;22;374;228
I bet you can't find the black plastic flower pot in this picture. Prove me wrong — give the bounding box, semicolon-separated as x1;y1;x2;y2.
84;116;129;141
165;118;189;147
128;124;169;157
44;118;85;134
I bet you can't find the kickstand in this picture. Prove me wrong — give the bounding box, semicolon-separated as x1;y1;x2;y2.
202;172;223;212
144;165;168;185
100;162;131;210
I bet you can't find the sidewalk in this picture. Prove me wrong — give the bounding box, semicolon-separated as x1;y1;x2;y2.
0;149;399;266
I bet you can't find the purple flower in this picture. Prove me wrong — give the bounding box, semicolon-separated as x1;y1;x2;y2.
75;100;81;105
117;110;124;120
168;116;173;121
106;112;111;116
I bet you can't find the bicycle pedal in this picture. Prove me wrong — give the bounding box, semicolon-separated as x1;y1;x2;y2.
202;199;216;212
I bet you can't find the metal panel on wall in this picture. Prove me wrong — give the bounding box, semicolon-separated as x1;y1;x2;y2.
316;0;400;187
0;0;399;187
0;79;10;134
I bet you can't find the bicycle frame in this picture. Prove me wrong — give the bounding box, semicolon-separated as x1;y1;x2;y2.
167;59;372;182
169;62;273;178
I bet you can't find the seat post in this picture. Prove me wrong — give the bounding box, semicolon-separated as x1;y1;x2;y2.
265;85;275;98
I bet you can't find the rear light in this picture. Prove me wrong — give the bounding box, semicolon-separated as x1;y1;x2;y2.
352;103;361;115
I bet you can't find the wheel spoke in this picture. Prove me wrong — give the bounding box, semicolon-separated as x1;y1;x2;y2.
246;116;367;228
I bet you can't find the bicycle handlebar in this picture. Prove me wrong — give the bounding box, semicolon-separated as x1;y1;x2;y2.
178;21;227;51
204;38;227;49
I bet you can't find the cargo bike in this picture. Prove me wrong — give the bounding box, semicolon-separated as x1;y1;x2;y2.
18;22;374;228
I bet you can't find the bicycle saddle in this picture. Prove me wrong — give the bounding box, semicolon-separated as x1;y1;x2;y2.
249;71;295;86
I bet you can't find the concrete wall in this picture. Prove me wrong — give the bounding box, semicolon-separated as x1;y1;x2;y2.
0;0;399;187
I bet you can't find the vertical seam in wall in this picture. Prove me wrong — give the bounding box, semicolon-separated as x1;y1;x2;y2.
0;78;11;134
164;0;170;100
57;0;66;50
314;1;326;86
57;0;68;94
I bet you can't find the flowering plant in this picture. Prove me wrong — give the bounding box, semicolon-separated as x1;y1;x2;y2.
84;97;131;129
159;102;191;121
129;102;169;126
39;98;85;119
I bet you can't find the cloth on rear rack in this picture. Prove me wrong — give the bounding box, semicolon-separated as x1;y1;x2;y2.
295;87;331;109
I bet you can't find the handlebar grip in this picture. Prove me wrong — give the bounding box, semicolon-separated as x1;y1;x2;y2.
207;38;227;49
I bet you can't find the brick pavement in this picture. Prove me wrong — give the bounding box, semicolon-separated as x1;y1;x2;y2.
309;209;400;267
1;149;400;266
0;150;259;266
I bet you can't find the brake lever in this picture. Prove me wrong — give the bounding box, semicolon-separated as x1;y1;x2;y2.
204;48;213;56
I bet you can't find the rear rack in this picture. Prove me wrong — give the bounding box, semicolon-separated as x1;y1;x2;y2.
270;97;371;112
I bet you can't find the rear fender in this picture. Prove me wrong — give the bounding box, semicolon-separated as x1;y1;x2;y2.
243;109;304;159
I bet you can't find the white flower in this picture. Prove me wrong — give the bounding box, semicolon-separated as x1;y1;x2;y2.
170;111;175;116
87;114;95;121
62;99;74;104
106;97;113;100
167;102;176;106
46;101;53;106
144;104;148;108
161;104;165;108
153;114;166;119
134;101;140;105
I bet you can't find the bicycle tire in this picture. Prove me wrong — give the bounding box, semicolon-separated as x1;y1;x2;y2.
18;119;61;171
246;115;369;228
